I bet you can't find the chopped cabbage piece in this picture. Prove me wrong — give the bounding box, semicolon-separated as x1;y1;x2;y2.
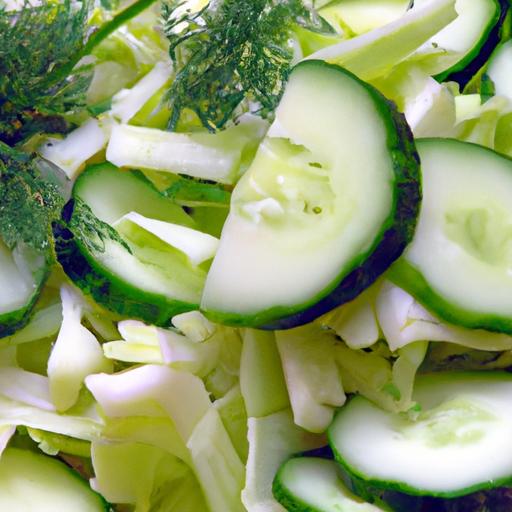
47;285;112;412
240;329;289;418
276;325;345;433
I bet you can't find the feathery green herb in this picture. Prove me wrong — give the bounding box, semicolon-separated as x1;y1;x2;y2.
162;0;333;132
0;0;93;145
0;142;65;255
0;0;160;145
67;198;133;255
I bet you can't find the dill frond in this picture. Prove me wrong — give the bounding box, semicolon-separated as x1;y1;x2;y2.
162;0;333;132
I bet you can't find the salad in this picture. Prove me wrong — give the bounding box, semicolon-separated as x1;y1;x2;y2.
1;0;512;510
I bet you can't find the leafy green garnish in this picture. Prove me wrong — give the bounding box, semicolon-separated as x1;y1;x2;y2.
0;0;93;145
0;0;160;145
0;142;64;254
67;198;132;255
162;0;333;132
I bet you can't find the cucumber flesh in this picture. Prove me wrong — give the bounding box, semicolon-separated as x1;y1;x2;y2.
390;139;512;333
415;0;501;79
56;164;207;325
487;39;512;102
273;456;384;511
201;60;420;329
0;241;48;338
73;163;194;227
329;372;512;497
0;448;106;511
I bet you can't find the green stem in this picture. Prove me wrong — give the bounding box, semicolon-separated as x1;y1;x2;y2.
48;0;159;85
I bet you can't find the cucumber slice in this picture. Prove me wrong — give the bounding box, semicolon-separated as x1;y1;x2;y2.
0;241;49;338
329;372;512;497
487;39;512;102
55;164;208;325
201;60;420;329
0;447;107;510
390;139;512;333
273;456;385;511
415;0;502;83
73;163;194;227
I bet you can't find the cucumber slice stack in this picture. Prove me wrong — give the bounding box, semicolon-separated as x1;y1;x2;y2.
201;60;421;329
390;139;512;333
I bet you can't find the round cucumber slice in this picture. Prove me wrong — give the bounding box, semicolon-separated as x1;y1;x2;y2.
55;164;206;325
390;138;512;333
273;456;385;511
201;60;421;329
329;372;512;498
0;448;107;511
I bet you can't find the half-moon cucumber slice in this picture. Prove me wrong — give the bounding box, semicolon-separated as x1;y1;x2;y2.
390;138;512;333
201;60;421;329
273;456;385;511
329;372;512;497
414;0;503;84
0;241;49;338
55;164;208;325
0;448;107;510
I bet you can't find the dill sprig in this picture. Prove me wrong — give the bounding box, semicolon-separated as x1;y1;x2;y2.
0;0;160;145
66;198;133;255
0;0;93;145
0;142;65;255
162;0;333;132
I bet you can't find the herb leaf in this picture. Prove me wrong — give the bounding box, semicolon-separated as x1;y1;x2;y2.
0;0;160;145
0;0;93;145
66;198;133;256
0;142;65;255
162;0;333;132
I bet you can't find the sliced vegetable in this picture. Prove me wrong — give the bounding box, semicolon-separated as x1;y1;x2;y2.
0;240;49;338
329;372;512;497
376;281;512;352
390;138;512;333
47;285;112;412
54;164;212;325
6;302;62;345
414;0;502;81
39;118;113;180
109;61;172;124
201;60;420;329
113;211;219;266
240;329;289;418
242;409;325;512
273;456;385;511
318;285;380;350
487;39;512;102
86;364;245;511
320;0;412;36
276;324;345;433
72;163;193;227
0;448;107;511
106;115;268;185
308;0;457;81
91;441;207;511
